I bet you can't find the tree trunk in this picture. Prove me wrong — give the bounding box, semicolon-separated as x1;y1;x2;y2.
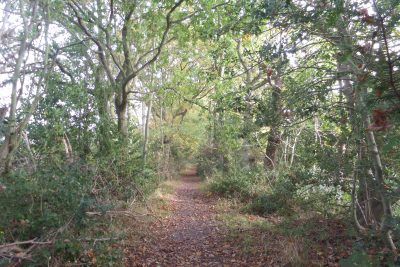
264;82;282;170
143;94;153;164
1;0;40;172
364;116;393;223
290;126;303;167
115;84;129;138
241;92;254;169
94;66;113;152
264;128;281;169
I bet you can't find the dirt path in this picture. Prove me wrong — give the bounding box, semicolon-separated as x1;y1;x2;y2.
124;169;356;267
125;170;269;266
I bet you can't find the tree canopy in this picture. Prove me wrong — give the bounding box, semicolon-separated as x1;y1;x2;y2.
1;0;400;265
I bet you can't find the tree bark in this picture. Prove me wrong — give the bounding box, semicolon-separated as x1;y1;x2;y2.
264;80;282;170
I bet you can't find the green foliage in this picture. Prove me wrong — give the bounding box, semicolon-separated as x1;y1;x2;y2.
339;251;375;267
247;193;282;215
197;143;224;178
208;171;254;199
0;165;91;240
247;176;296;216
0;136;158;265
54;240;83;262
1;0;400;264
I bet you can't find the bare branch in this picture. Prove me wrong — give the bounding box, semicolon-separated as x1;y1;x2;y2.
66;1;117;84
54;58;75;83
0;239;52;249
121;7;135;77
133;38;174;69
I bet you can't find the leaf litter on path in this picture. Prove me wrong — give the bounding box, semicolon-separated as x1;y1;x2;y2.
124;172;354;266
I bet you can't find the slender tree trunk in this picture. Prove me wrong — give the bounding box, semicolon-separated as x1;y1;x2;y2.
364;117;392;217
143;94;153;164
364;113;396;251
341;45;390;231
63;133;74;163
160;104;166;176
264;128;280;169
94;1;113;152
242;94;253;169
290;126;303;166
22;131;36;171
117;102;129;137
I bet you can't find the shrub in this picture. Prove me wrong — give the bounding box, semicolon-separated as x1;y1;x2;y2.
0;165;92;241
246;177;296;216
209;173;253;199
0;143;160;265
207;168;267;199
247;193;281;215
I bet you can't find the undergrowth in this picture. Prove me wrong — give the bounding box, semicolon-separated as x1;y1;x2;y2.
203;163;400;265
0;148;161;266
206;167;296;216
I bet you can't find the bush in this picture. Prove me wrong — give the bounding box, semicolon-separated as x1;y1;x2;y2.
208;168;267;199
209;173;253;199
0;143;160;265
247;193;281;215
0;164;92;241
196;145;221;178
246;177;296;215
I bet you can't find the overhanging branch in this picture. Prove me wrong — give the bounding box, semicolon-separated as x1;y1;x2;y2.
122;0;186;91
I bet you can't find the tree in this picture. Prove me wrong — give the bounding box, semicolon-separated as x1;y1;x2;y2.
61;0;185;138
0;0;50;172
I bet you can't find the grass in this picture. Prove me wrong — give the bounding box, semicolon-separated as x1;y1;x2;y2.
211;192;357;266
123;178;180;243
135;179;179;217
118;172;357;266
213;198;309;265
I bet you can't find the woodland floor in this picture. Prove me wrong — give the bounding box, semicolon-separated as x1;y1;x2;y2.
124;168;354;267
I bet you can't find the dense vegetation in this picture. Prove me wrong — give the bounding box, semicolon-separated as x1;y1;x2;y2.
1;0;400;265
